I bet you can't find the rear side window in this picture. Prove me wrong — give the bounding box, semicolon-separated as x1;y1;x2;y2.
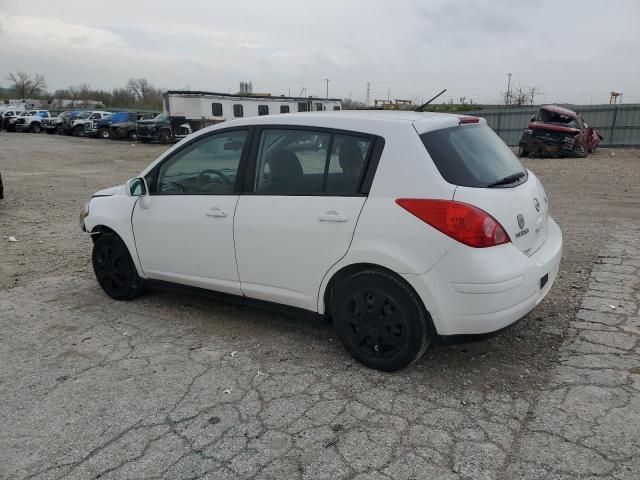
420;124;526;188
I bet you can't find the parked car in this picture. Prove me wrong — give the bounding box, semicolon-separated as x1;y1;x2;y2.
66;110;112;137
1;109;22;130
45;111;77;134
5;111;26;132
136;113;191;143
109;112;159;141
86;112;134;139
15;110;50;133
81;112;563;371
518;105;602;158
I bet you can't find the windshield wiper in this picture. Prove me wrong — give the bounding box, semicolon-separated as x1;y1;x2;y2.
487;171;526;188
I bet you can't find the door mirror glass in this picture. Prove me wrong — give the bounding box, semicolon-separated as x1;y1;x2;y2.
126;177;148;197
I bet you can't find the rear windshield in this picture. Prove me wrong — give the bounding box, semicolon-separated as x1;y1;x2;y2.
420;124;526;188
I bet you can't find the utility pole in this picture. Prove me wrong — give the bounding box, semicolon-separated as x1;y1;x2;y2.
506;73;512;106
366;82;370;106
324;79;329;98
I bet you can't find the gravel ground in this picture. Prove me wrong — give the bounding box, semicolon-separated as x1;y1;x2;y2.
0;131;639;479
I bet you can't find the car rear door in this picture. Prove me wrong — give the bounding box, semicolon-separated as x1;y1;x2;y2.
233;127;379;311
131;128;251;294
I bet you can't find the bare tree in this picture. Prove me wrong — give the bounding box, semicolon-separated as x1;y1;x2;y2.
78;83;91;107
68;85;80;105
502;85;543;106
6;71;47;98
127;78;151;101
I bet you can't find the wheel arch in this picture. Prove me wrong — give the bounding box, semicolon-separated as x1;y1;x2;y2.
320;262;429;320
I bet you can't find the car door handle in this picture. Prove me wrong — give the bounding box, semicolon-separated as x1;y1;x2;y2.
205;207;228;217
319;211;349;222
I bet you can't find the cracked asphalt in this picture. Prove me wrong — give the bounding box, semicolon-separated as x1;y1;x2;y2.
1;132;639;479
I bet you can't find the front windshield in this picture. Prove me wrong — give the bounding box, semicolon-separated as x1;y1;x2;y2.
76;112;91;119
154;113;167;121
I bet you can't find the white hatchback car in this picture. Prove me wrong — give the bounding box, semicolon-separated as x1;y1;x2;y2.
81;111;562;371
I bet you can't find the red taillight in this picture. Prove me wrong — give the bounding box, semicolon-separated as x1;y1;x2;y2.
395;199;511;248
458;115;480;124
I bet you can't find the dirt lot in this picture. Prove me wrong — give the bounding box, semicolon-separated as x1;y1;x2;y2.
1;131;639;479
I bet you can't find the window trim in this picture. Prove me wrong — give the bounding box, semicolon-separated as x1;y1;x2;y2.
145;126;255;196
242;124;384;197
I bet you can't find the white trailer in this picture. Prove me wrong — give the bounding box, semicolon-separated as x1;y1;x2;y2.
163;91;342;131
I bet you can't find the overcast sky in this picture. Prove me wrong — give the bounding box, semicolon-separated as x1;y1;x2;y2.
1;0;638;105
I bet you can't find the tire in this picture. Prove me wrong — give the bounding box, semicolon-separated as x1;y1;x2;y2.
331;269;431;371
98;127;110;139
56;126;64;135
128;130;138;141
92;233;143;300
73;125;85;137
518;144;529;157
30;122;41;133
159;129;171;144
573;144;587;158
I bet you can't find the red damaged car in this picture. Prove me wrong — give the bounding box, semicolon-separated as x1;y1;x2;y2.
518;105;602;158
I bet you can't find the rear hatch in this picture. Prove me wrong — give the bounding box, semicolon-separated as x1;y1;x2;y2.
420;120;548;256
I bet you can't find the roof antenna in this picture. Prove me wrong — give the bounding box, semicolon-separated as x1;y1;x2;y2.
415;89;447;112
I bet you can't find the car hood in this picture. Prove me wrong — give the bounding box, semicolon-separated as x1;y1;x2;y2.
528;121;580;134
92;184;126;197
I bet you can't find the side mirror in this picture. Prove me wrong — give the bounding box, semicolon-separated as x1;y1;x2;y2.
126;177;148;197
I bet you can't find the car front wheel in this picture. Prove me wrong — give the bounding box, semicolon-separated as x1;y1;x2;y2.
92;233;143;300
332;270;431;371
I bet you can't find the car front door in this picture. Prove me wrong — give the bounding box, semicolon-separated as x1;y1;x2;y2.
132;128;251;294
234;127;378;310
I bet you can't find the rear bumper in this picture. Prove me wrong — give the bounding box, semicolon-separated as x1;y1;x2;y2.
403;216;563;336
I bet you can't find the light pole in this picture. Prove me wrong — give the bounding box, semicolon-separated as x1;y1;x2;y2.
506;73;512;105
324;79;329;98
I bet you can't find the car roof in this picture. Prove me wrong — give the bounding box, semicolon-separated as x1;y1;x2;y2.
540;105;577;117
202;110;468;136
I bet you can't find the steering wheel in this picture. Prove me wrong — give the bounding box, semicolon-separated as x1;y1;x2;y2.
199;169;233;187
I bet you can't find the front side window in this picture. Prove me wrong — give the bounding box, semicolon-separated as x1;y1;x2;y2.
233;104;243;117
156;130;248;195
258;105;269;116
90;113;101;119
280;105;290;114
212;103;223;116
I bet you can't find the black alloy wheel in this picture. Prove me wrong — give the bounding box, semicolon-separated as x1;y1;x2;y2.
332;270;431;371
92;233;143;300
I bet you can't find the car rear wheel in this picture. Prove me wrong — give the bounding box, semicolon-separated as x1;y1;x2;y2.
332;270;431;371
98;127;110;139
128;130;138;141
92;233;143;300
